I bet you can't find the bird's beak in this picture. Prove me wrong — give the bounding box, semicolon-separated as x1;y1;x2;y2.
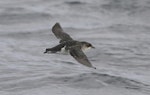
91;46;95;49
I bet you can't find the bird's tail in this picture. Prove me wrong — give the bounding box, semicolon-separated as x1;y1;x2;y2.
44;43;65;54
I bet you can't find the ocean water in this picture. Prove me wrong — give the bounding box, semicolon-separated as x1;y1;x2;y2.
0;0;150;95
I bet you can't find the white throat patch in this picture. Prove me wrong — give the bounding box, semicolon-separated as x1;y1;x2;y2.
82;46;92;52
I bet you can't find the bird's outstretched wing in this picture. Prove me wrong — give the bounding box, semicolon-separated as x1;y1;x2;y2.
52;23;73;42
69;46;96;69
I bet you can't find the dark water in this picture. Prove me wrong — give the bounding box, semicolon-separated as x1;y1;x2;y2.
0;0;150;95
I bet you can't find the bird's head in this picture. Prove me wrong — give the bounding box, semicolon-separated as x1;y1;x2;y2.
81;41;95;51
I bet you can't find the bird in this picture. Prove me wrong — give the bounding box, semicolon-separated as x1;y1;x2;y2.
44;23;96;69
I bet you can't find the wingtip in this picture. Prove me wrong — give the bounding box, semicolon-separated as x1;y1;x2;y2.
52;22;62;31
55;22;60;25
54;22;61;27
92;67;96;69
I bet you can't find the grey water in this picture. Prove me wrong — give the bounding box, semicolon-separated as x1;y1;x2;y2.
0;0;150;95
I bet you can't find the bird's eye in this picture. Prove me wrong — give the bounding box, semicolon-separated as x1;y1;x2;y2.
87;44;91;47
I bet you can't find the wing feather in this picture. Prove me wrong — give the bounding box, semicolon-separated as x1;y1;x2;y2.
69;46;95;68
52;23;73;42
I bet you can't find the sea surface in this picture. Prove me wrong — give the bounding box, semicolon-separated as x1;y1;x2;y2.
0;0;150;95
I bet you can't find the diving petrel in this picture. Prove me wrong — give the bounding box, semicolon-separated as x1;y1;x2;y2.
44;23;96;69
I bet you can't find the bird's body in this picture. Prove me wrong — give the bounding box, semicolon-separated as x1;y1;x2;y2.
44;23;96;69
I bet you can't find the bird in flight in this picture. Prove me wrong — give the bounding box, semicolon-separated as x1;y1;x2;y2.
44;23;96;69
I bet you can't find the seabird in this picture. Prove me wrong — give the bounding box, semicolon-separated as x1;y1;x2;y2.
44;23;96;69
